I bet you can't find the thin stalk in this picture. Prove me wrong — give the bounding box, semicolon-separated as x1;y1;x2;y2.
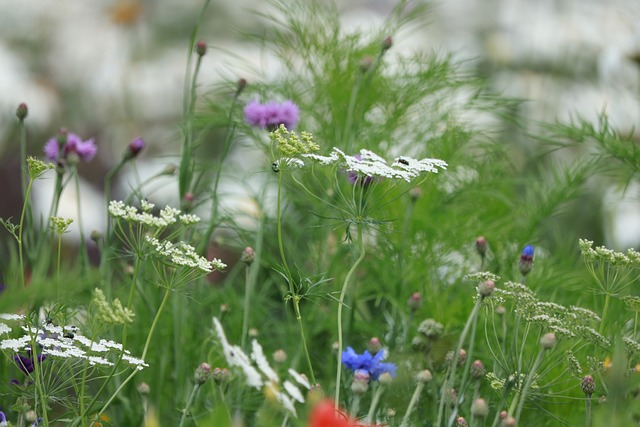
585;395;592;427
241;265;251;349
179;383;202;427
275;171;316;384
73;167;89;271
514;348;545;422
350;395;361;418
366;384;385;424
19;116;27;202
453;303;481;423
97;288;172;419
335;223;365;407
18;177;35;287
599;293;611;334
436;298;482;426
342;73;364;153
400;381;425;427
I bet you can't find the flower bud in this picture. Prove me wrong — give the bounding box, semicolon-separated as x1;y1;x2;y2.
194;362;212;385
162;163;177;175
519;245;534;276
351;370;370;395
236;78;247;97
416;369;432;383
540;332;557;350
90;230;102;243
456;417;468;427
248;327;258;337
360;56;373;72
581;375;595;396
368;337;381;353
470;360;485;380
125;137;145;160
382;36;393;52
241;247;255;265
471;398;489;418
478;280;495;298
137;382;150;395
409;187;423;201
495;305;506;316
16;103;28;121
500;416;517;427
408;292;422;312
195;40;207;56
273;349;287;363
475;236;487;257
378;372;393;386
212;367;231;384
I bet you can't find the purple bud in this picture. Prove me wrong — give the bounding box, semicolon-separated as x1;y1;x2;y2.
126;137;145;159
519;245;534;276
195;40;207;56
16;103;28;121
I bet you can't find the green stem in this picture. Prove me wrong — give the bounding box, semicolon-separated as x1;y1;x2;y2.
241;265;251;349
366;384;385;423
436;298;483;426
18;178;34;287
19;117;27;203
400;381;425;427
179;383;202;427
599;293;611;334
73;167;89;272
97;288;172;418
275;171;316;384
585;395;592;427
514;348;545;422
335;223;365;407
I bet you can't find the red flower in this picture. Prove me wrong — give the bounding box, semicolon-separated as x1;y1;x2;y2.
309;400;378;427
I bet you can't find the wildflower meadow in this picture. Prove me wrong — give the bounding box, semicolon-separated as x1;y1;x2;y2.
1;0;640;426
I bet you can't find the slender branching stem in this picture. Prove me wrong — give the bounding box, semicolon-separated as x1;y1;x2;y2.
400;381;425;427
179;383;202;427
335;223;365;407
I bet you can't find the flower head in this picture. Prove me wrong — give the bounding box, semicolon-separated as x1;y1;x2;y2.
244;100;300;130
44;132;97;163
126;137;145;160
519;245;534;276
341;346;396;380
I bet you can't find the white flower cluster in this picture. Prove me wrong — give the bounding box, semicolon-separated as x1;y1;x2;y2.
213;317;310;416
0;318;148;370
304;147;447;182
108;200;201;227
146;237;226;272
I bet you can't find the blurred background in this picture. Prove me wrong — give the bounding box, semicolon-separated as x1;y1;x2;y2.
1;0;639;247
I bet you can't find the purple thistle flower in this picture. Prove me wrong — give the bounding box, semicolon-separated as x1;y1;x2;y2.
43;132;97;163
243;99;300;130
125;137;145;160
341;346;396;380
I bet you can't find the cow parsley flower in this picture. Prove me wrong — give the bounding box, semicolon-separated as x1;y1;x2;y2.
305;147;447;182
212;317;310;416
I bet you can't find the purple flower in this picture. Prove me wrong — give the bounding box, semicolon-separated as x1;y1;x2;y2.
0;411;6;426
341;346;396;380
243;100;300;130
125;137;145;160
14;350;46;375
43;132;97;163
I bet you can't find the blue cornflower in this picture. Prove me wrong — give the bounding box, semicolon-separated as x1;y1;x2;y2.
0;410;6;427
341;346;396;380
